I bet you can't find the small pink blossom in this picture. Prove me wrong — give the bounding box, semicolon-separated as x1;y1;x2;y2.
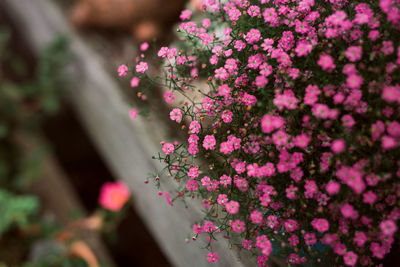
382;85;400;103
343;251;358;266
245;29;261;44
118;64;128;76
311;218;329;232
206;252;219;263
162;143;174;155
130;77;140;87
202;135;217;150
170;108;182;123
226;200;239;214
261;114;284;133
318;54;336;72
341;203;356;218
331;139;346;154
345;46;362;62
163;191;173;206
163;91;175;103
136;62;148;73
99;182;130;211
129;108;138;119
186;179;198;191
380;220;398;236
231;219;245;232
140;42;149;51
189;121;201;134
180;9;192;21
158;47;169;58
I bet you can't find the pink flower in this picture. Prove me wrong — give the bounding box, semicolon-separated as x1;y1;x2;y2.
382;135;398;150
288;235;299;246
203;221;215;233
118;64;128;76
163;91;175;103
363;191;377;204
188;144;198;155
250;210;263;224
217;194;228;205
353;232;367;247
193;223;203;235
170;108;182;123
231;219;245;232
247;55;262;69
186;179;198;191
136;62;148;73
129;108;138;119
388;121;400;137
311;218;329;232
247;6;260;17
245;29;261;44
334;243;347;255
295;41;312;57
341;203;356;218
256;235;272;255
285;219;299;232
99;182;130;211
331;139;346;153
242;239;253;250
179;9;192;21
226;200;239;214
162;143;174;155
326;180;340;195
202;97;214;110
140;42;149;51
294;133;310;149
167;48;177;59
218;84;231;96
318;54;336;72
130;77;140;87
263;8;278;24
207;252;219;263
261;114;284;133
312;104;330;119
163;191;173;206
202;18;211;28
221;110;233;123
158;47;169;58
189;121;201;134
346;74;363;89
203;135;216;150
214;67;229;81
343;251;358;266
371;242;386;259
382;85;400;103
304;232;317;245
220;174;232;187
380;220;398;236
345;46;362;62
187;166;199;179
286;184;298;200
342;115;355;128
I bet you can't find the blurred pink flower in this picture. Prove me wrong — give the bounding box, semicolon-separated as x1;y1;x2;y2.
99;182;130;211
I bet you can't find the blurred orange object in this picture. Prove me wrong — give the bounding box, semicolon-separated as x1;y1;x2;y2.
69;240;99;267
70;0;186;41
70;213;104;231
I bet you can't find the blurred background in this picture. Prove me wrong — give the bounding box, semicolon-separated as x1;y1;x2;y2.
0;0;195;266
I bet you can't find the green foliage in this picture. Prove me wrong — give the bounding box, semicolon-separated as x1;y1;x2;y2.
0;26;69;264
0;189;39;234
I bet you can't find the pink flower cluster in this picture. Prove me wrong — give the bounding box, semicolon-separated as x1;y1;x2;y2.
124;0;400;265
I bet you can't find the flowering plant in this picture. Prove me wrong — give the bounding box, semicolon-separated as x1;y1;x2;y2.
121;0;400;266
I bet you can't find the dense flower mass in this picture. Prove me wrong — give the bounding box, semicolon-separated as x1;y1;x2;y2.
125;0;400;265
